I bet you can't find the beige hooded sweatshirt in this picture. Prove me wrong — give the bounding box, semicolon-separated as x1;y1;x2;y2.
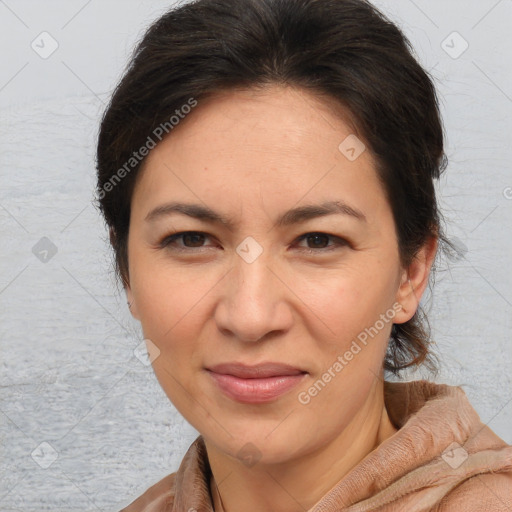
119;380;512;511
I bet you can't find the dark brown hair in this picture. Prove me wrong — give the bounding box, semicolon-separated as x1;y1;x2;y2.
96;0;451;376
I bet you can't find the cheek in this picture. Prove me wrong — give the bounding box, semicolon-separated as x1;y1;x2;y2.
128;242;212;337
302;261;398;343
130;261;208;408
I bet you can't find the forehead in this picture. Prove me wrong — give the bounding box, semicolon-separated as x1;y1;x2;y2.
131;85;390;227
162;84;362;151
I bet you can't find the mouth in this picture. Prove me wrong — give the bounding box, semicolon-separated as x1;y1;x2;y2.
206;361;306;378
205;362;308;404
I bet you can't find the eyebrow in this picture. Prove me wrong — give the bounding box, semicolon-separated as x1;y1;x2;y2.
144;200;367;228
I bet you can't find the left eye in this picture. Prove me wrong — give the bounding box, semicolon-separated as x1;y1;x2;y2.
295;232;348;252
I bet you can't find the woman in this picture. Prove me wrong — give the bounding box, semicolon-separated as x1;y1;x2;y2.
96;0;512;510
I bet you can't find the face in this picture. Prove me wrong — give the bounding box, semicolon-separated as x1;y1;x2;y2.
125;85;420;464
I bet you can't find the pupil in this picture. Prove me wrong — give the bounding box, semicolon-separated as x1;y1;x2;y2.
309;234;328;248
185;233;204;247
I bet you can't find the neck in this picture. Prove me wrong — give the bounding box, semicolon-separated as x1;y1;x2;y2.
206;379;398;512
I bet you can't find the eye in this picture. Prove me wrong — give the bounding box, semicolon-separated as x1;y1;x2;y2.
294;232;349;253
158;231;349;254
159;231;217;251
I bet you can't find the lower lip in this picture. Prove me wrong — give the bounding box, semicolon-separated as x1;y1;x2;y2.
207;371;307;404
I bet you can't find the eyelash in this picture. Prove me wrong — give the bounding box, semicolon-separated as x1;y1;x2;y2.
158;231;349;254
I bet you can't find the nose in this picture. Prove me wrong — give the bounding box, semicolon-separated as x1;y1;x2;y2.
214;251;293;344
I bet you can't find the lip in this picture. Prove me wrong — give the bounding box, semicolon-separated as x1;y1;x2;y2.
206;362;308;404
207;362;306;378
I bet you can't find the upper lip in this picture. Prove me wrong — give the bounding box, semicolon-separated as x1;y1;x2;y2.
206;362;306;379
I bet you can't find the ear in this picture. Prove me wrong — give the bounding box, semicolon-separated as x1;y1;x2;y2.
125;283;140;320
393;235;438;324
111;227;140;320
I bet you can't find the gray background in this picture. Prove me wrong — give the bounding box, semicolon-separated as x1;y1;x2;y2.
1;1;511;510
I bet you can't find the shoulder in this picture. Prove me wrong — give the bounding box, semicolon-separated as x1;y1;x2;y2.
435;471;512;512
119;472;177;512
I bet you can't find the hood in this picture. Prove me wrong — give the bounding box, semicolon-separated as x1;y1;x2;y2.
120;379;512;512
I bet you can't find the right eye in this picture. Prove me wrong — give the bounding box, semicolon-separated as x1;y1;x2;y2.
159;231;219;252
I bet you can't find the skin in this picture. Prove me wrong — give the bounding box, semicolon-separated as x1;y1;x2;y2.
125;84;437;511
